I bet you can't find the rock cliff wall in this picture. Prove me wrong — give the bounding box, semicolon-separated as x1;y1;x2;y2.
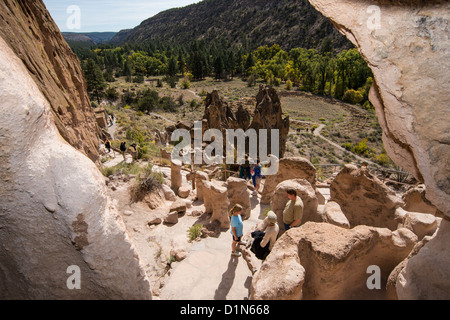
307;0;449;216
0;0;151;299
0;0;100;162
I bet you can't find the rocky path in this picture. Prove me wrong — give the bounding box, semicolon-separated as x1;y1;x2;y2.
159;194;268;300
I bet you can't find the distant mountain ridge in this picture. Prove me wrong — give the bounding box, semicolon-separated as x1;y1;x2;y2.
62;32;117;45
111;0;352;51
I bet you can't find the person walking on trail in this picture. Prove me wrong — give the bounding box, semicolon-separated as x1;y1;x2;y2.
282;189;303;231
104;139;111;153
129;143;138;162
251;159;262;195
120;141;127;161
230;204;246;257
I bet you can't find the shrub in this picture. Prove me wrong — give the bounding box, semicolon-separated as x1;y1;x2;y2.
352;138;368;155
187;224;203;242
285;80;293;90
182;78;191;89
343;89;363;105
132;168;164;202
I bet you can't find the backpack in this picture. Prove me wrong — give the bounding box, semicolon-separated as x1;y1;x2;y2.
120;142;126;152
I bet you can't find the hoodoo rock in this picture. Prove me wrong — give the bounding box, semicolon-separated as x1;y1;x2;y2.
249;85;290;158
203;90;247;132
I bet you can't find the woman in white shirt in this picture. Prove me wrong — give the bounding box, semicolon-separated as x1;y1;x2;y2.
260;211;280;251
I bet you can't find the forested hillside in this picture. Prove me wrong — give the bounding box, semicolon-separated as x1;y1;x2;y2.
111;0;352;51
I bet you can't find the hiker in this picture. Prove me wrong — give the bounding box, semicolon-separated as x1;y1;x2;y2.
282;189;304;231
239;154;251;180
250;211;279;260
230;204;246;257
104;139;111;153
120;141;127;161
129;143;138;162
260;211;279;251
251;159;262;195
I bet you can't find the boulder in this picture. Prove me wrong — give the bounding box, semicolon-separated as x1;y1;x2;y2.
202;180;230;229
261;157;316;204
396;208;439;240
226;177;251;220
402;184;443;217
270;179;320;232
161;184;177;201
178;186;190;199
323;201;350;229
394;219;450;299
251;222;417;300
164;212;179;225
169;200;187;214
330;164;403;230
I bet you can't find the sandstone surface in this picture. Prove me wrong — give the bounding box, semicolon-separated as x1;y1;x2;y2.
0;35;151;299
330;164;403;230
261;157;316;204
251;222;417;300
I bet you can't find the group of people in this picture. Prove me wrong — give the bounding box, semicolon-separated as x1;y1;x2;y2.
238;155;263;195
229;188;303;259
103;139;139;162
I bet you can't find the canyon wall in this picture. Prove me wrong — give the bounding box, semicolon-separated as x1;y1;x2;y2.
307;0;449;216
0;0;152;299
306;0;449;299
0;0;100;162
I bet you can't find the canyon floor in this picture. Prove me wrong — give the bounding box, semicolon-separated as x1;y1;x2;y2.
103;152;330;299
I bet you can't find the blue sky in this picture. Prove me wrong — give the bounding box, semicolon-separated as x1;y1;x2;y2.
43;0;200;33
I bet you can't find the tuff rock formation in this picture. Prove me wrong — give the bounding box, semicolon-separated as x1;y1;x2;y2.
261;157;316;204
0;34;151;299
330;164;403;230
249;85;290;158
307;0;449;217
250;222;417;300
226;177;252;220
0;0;100;163
270;179;320;232
303;0;450;300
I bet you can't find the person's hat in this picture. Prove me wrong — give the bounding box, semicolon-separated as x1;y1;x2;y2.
267;211;277;224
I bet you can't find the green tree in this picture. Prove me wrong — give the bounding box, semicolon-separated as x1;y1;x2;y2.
84;58;106;104
167;56;178;77
214;55;224;80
